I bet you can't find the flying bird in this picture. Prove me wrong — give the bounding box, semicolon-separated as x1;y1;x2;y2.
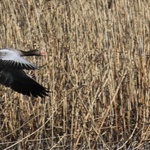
0;48;48;97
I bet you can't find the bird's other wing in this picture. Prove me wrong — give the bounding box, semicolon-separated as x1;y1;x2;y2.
0;69;48;97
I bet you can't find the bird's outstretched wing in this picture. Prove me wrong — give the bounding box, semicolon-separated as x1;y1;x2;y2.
0;69;48;97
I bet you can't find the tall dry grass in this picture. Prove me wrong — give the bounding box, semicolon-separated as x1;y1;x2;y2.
0;0;149;149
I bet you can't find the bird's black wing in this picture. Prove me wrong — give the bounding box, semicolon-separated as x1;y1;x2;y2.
0;69;48;97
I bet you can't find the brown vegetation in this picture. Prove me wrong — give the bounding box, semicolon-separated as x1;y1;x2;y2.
0;0;149;149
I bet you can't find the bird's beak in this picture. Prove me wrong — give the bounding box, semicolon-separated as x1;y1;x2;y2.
40;50;47;56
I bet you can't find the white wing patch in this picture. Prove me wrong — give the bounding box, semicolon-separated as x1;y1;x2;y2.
0;49;37;70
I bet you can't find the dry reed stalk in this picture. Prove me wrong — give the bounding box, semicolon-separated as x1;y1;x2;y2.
0;0;149;149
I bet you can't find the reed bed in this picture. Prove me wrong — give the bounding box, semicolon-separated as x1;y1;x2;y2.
0;0;149;149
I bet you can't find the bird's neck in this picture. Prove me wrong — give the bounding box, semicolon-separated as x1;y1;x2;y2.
20;50;36;56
